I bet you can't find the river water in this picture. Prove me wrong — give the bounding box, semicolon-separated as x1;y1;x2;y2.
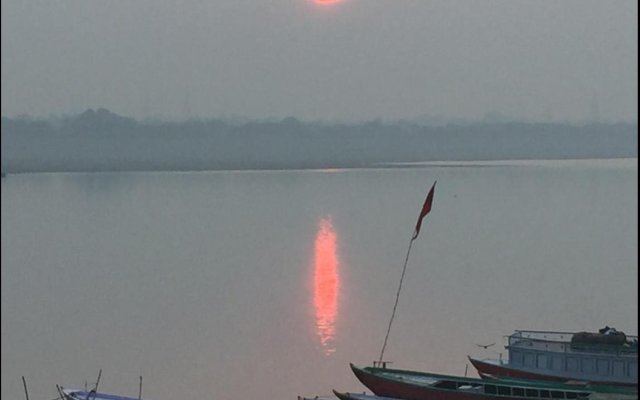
1;159;637;400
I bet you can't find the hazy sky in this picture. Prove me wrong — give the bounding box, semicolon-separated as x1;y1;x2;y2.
1;0;637;122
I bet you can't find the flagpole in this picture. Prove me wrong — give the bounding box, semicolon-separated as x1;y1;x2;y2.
378;235;414;365
377;181;435;366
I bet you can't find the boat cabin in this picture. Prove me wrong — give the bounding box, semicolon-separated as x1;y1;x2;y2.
505;330;638;385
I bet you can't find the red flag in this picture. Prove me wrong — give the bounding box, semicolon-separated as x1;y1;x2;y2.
412;181;436;240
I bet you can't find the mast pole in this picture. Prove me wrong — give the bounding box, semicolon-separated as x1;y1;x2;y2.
22;376;30;400
377;181;436;366
378;237;414;364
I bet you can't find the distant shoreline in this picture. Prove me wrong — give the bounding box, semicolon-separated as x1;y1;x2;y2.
2;109;637;175
379;157;638;168
2;157;636;177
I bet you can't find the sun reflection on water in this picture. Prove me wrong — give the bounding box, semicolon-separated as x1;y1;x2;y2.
313;216;339;355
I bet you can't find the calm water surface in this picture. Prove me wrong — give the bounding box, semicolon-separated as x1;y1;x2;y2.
1;159;637;400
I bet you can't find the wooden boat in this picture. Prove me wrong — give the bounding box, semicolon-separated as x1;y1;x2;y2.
469;329;638;388
298;397;336;400
477;373;637;395
299;395;378;400
61;388;143;400
333;390;404;400
349;363;638;400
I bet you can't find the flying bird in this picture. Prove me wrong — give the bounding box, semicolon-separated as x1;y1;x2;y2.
475;343;495;349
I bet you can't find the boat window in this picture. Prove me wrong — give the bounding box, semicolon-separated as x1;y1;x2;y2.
540;390;551;398
596;359;609;376
497;386;510;396
524;353;536;368
581;358;595;374
537;354;548;369
565;392;578;399
550;390;564;399
525;389;538;397
485;385;497;395
566;357;578;372
551;356;563;371
512;387;525;397
512;350;524;366
628;361;637;377
612;360;625;377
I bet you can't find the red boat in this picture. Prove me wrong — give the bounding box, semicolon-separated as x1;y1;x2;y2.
349;363;637;400
469;329;638;388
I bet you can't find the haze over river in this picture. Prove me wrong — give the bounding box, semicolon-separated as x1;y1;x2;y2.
2;158;637;400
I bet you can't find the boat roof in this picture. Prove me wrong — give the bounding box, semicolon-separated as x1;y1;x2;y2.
507;330;638;356
510;330;638;345
511;330;638;341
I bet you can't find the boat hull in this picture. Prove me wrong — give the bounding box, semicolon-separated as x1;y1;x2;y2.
351;366;492;400
349;364;637;400
350;364;570;400
468;357;638;389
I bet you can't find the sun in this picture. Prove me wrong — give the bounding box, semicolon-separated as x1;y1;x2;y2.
314;0;341;5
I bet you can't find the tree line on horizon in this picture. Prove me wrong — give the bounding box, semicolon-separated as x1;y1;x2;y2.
1;108;637;173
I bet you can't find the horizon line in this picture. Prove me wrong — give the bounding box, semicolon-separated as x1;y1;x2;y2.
1;109;637;126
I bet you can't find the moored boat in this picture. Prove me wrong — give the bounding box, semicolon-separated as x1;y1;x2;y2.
469;329;638;388
349;363;638;400
61;388;144;400
476;373;637;395
333;389;404;400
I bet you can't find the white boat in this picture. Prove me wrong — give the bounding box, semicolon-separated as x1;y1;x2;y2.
469;329;638;388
